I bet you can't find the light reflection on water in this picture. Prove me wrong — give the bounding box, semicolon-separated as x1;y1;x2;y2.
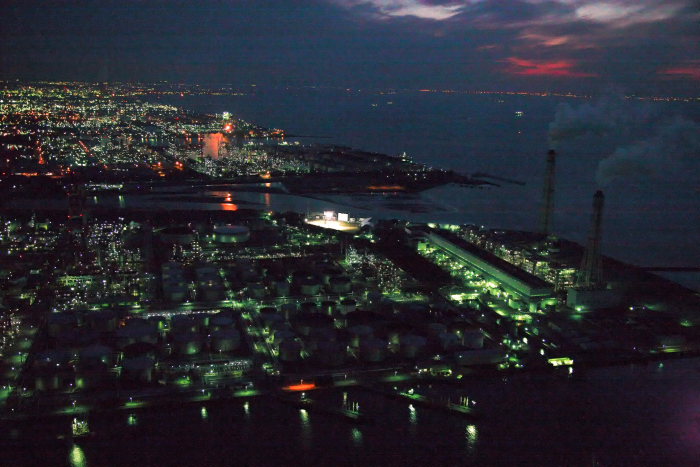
299;408;311;449
465;424;478;454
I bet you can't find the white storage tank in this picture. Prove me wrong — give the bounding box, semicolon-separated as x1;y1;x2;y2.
348;324;374;347
213;224;250;243
279;339;303;362
122;356;155;383
339;298;356;315
211;328;241;353
274;280;290;297
273;328;296;345
115;322;158;348
79;344;114;368
400;335;427;358
210;315;235;331
85;310;118;332
360;338;387;362
47;312;78;338
299;277;322;296
314;340;347;367
427;323;448;337
438;332;460;351
247;283;267;299
320;300;337;316
171;315;200;333
460;329;485;349
281;303;296;320
329;276;352;294
300;302;318;314
174;332;203;355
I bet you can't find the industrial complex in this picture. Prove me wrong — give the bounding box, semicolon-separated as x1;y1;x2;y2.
1;82;698;447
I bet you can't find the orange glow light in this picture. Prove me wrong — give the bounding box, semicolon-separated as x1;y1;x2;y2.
220;203;238;211
283;383;316;391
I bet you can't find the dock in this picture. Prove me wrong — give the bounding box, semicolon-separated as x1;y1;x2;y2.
359;384;477;418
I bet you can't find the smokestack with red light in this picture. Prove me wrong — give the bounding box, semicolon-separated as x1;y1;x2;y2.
540;149;557;236
577;190;605;287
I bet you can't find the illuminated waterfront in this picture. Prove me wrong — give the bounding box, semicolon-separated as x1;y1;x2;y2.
3;358;700;465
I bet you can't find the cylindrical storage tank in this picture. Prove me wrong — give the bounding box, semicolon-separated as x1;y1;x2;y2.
247;283;267;299
191;313;210;329
115;324;158;348
273;328;296;345
211;328;241;353
148;316;168;333
314;340;347;367
299;278;322;296
75;370;110;390
400;335;427;359
300;302;318;314
294;314;333;337
310;327;336;342
427;323;448;337
329;276;352;294
210;315;235;331
201;286;224;302
79;344;113;369
461;329;485;349
360;338;386;362
85;310;118;332
320;300;337;316
348;324;374;347
274;280;290;297
339;299;356;315
34;349;72;370
122;356;155;383
279;339;302;362
122;342;158;359
213;224;250;243
281;303;296;321
171;315;200;333
438;332;460;351
164;284;188;302
47;312;78;338
34;372;66;392
260;310;284;329
173;332;203;355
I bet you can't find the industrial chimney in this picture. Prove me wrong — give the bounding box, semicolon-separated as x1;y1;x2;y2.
539;149;557;236
576;190;605;287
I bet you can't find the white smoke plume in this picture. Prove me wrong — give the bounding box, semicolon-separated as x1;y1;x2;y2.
596;116;700;187
547;92;699;188
548;93;656;148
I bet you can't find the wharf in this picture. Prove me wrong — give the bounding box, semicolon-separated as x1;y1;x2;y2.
359;384;477;418
271;392;372;425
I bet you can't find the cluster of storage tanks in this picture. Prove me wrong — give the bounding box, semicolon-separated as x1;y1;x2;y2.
30;308;244;392
222;260;357;302
161;262;225;303
253;298;489;369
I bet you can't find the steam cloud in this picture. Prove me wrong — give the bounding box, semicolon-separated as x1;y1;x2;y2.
548;93;700;187
596;117;700;187
548;93;655;147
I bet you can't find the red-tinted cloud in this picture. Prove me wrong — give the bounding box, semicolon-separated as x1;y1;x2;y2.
659;66;700;80
504;57;598;78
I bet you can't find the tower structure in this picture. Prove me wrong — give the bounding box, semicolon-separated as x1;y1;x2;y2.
540;150;556;236
576;190;605;287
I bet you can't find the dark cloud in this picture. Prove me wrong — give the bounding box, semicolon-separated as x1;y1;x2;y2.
0;0;697;93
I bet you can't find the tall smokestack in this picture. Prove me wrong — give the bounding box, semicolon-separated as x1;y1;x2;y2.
576;190;605;287
540;149;556;236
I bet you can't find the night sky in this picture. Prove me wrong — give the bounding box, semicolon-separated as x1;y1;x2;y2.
1;0;698;94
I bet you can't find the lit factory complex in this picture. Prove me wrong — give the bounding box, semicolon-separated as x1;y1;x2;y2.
1;82;699;441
